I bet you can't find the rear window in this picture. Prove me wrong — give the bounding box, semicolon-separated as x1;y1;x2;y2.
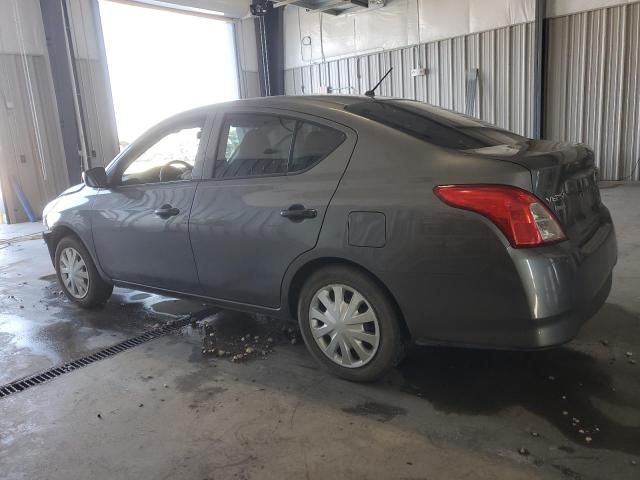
345;100;526;150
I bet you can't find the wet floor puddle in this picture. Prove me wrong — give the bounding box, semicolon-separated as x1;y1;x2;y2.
1;277;214;371
5;275;300;371
342;401;407;422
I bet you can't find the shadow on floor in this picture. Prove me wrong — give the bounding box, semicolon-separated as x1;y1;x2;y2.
392;305;640;455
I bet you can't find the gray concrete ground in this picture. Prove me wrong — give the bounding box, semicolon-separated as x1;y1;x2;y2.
1;185;639;480
0;221;45;241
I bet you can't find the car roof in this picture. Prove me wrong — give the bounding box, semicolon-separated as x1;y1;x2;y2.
240;95;374;108
179;95;375;117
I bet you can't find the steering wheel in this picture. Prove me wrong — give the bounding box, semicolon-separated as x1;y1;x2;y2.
159;160;192;182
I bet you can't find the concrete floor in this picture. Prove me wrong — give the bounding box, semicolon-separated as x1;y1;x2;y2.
1;185;639;480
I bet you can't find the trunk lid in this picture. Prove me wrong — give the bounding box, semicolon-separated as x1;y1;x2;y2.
467;140;605;245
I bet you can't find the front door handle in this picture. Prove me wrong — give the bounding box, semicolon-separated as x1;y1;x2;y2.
280;204;317;222
154;204;180;218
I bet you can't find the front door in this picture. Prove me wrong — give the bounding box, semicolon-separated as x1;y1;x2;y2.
189;108;356;308
91;114;210;293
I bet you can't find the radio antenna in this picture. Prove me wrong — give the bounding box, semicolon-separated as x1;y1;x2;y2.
365;67;393;98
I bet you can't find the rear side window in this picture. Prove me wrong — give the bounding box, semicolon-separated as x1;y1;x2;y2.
289;122;346;173
215;113;345;179
345;100;525;150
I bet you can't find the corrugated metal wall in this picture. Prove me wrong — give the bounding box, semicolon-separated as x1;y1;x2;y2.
0;0;69;223
0;54;70;223
284;22;537;138
546;2;640;180
0;0;119;223
285;1;640;180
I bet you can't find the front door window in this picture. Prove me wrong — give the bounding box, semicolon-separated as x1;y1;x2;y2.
120;124;203;185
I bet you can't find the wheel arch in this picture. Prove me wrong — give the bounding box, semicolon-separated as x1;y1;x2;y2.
284;256;410;338
46;224;112;284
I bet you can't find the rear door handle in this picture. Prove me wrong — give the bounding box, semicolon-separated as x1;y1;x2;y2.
154;204;180;218
280;204;317;222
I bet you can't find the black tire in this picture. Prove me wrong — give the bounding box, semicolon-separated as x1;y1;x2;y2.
297;265;406;382
54;235;113;308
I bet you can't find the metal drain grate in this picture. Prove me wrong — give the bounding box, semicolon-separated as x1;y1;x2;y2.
0;317;192;399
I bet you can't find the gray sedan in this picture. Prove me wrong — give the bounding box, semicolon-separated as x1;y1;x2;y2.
42;96;617;381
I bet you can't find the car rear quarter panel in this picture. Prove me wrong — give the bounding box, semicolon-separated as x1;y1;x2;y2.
301;119;537;345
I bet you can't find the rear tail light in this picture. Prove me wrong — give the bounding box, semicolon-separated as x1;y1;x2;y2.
433;185;567;248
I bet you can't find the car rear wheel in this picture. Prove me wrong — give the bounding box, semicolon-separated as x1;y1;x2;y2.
54;236;113;308
297;265;406;382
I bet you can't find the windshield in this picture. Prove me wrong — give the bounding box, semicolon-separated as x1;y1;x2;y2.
346;99;527;150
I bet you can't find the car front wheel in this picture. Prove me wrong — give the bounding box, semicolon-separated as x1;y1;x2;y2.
297;265;406;382
54;236;113;308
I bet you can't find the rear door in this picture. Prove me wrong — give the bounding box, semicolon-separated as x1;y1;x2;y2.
189;107;356;308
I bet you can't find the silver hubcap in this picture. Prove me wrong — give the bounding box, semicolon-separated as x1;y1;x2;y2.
309;284;380;368
59;247;90;299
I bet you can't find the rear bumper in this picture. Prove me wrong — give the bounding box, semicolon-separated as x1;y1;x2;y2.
490;271;612;349
412;220;617;349
507;220;617;347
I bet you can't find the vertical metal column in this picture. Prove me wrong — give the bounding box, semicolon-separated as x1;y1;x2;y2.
253;1;284;97
39;0;83;184
60;0;91;171
532;0;546;140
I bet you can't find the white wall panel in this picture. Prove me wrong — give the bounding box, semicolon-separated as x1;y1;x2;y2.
510;0;535;23
469;0;511;33
354;0;414;53
0;0;46;55
283;0;538;69
418;0;470;43
322;13;356;59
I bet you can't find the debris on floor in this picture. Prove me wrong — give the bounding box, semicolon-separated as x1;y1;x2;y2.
192;310;301;363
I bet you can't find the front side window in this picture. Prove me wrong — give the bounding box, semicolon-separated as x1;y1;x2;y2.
120;123;203;185
215;114;345;179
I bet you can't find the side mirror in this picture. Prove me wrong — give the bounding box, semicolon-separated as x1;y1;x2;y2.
82;167;108;188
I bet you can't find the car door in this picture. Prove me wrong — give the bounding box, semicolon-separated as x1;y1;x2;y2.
189;107;356;308
91;112;212;293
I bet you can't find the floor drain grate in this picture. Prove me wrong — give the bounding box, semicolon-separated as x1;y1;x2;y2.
0;317;193;399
